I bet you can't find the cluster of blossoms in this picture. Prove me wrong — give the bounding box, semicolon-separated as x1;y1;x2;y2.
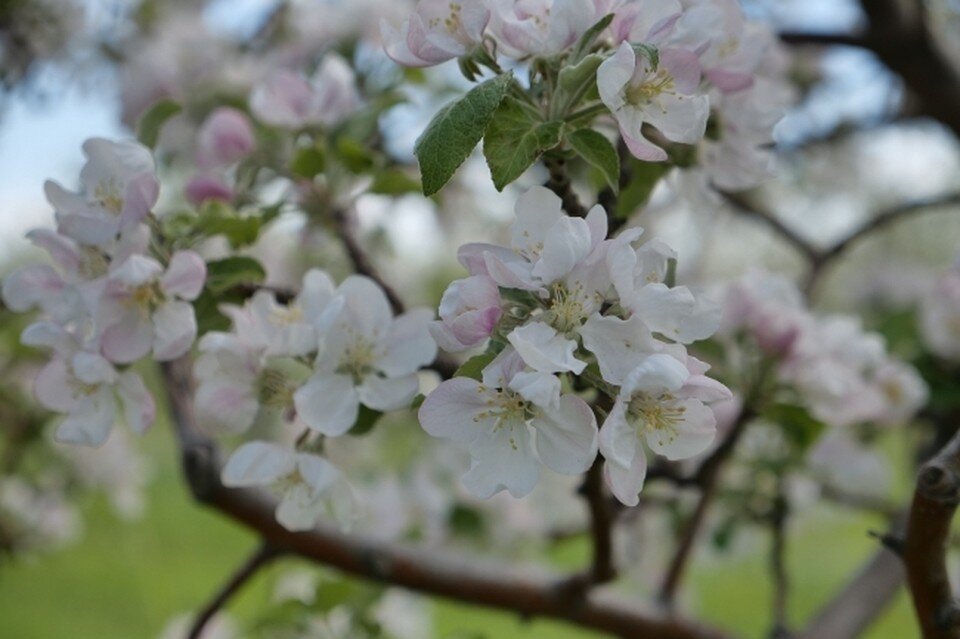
420;186;730;506
197;270;437;531
384;0;792;189
3;138;205;447
720;271;928;427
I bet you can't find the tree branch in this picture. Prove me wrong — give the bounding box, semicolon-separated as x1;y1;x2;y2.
902;426;960;638
189;542;280;639
160;357;733;639
768;489;790;639
566;458;618;591
544;155;589;218
658;408;755;606
719;192;820;264
332;207;405;315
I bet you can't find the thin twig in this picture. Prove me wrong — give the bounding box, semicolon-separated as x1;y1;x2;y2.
658;408;756;606
332;207;405;315
189;542;280;639
569;458;618;590
719;192;820;263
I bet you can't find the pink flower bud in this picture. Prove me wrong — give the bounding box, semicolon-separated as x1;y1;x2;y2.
197;107;255;168
185;175;233;205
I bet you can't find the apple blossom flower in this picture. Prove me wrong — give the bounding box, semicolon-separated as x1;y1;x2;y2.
196;107;255;168
44;138;160;246
597;41;709;161
294;275;437;436
603;0;683;45
2;228;107;325
419;348;598;498
381;0;491;67
194;269;343;433
249;54;360;129
221;441;351;531
24;322;155;447
599;350;729;505
97;251;206;364
429;274;503;352
489;0;601;58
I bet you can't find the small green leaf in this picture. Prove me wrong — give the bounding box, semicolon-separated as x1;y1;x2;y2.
454;351;498;381
370;168;421;195
414;73;513;196
556;53;604;111
289;144;326;179
335;136;375;173
137;99;182;149
204;256;267;294
570;14;614;63
448;502;487;538
349;405;384;436
568;128;619;193
616;157;668;218
764;403;827;451
483;97;563;190
195;201;263;248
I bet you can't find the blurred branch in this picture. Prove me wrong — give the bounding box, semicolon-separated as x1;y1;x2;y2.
658;407;756;607
160;357;734;639
720;192;820;264
768;489;790;639
565;458;618;592
332;207;405;315
900;426;960;638
189;542;280;639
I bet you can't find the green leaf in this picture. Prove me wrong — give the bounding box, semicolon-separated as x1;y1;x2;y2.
137;99;182;149
570;14;614;63
195;201;263;248
454;351;498;381
764;403;827;451
349;405;384;436
556;53;604;111
204;256;267;294
615;158;668;218
370;168;421;195
483;97;563;191
289;143;326;179
335;136;375;173
447;502;487;538
567;128;619;193
414;73;513;196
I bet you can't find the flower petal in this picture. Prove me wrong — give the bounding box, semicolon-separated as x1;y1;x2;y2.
293;372;360;436
534;394;598;474
221;441;296;487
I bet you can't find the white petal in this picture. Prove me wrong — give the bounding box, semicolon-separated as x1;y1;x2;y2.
55;389;116;447
462;422;539;499
598;42;636;112
507;371;561;410
534;394;598;474
34;359;80;412
511;186;564;255
604;453;647;507
152;301;198;361
72;352;117;385
293;373;360;436
161;251;206;300
531;216;593;284
116;370;155;434
507;322;586;374
221;441;296;487
580;313;657;385
378;308;437;376
622;353;689;396
598;397;637;468
418;377;491;444
100;307;154;364
358;373;419;411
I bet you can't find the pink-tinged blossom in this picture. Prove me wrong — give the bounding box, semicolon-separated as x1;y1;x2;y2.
249;55;360;129
599;349;729;506
196;107;256;168
221;441;351;531
25;322;155;447
294;276;437;436
419;348;598;498
921;266;960;360
44;138;159;247
603;0;682;45
184;174;234;205
429;274;503;352
605;231;721;343
194;269;343;433
97;251;206;364
381;0;491;67
598;42;709;161
489;0;600;58
2;229;107;325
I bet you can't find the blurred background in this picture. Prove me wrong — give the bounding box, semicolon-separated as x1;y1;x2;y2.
1;0;960;637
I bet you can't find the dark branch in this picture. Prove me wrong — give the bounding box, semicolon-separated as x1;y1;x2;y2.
189;542;280;639
768;490;790;639
544;155;589;218
160;357;733;639
569;458;618;590
333;207;406;315
720;192;820;264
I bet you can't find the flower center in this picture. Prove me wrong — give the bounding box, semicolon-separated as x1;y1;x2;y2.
78;248;109;279
258;366;297;409
546;282;592;333
338;334;378;383
93;178;124;216
130;282;164;316
625;70;676;107
628;393;686;448
270;305;304;327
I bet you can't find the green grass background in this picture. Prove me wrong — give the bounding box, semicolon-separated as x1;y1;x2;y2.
0;422;918;639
